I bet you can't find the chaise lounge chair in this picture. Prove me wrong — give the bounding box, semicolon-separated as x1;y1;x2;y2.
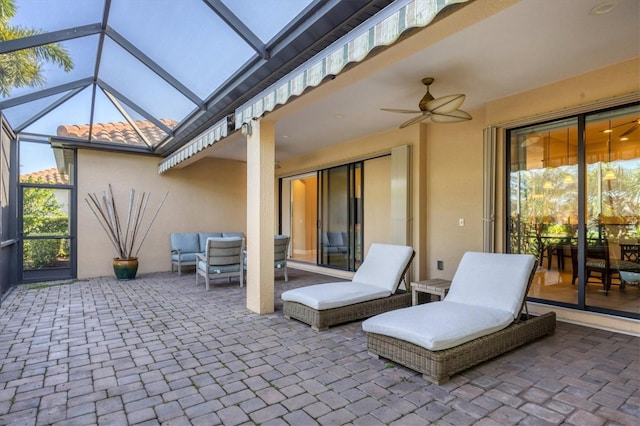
362;252;556;384
281;243;415;331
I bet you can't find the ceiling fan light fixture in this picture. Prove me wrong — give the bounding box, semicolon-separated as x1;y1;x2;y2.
426;94;466;114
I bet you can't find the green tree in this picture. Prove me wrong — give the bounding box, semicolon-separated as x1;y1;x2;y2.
22;177;69;269
0;0;73;96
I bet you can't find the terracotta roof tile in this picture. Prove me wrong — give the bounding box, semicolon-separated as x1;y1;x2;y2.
20;168;69;185
56;119;177;146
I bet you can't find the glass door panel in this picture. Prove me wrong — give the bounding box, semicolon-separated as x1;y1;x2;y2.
318;163;363;271
290;175;317;263
19;140;75;282
21;186;73;281
584;106;640;313
509;119;579;304
320;165;349;269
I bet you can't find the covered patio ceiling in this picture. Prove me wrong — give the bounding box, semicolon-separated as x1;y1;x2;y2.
1;0;638;168
0;0;395;154
198;0;639;164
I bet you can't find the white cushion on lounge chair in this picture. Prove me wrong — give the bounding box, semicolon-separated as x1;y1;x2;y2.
281;282;390;310
352;243;414;292
362;252;536;351
281;243;413;310
362;301;513;351
445;252;536;319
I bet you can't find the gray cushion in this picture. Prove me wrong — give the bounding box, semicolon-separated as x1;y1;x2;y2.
171;233;200;254
327;231;344;247
222;232;245;238
198;232;223;252
171;253;198;262
198;260;241;274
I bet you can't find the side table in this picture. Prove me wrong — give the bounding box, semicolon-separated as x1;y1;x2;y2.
411;279;452;305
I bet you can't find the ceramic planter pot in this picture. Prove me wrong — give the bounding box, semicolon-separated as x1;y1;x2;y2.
113;258;139;280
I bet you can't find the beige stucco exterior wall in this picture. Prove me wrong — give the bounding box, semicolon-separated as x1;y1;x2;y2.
424;108;487;280
486;58;640;125
78;151;246;279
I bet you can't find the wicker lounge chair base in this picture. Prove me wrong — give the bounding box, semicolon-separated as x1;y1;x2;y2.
367;312;556;385
367;311;556;384
284;291;413;331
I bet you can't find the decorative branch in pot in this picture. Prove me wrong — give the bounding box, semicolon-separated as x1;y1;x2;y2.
85;184;169;280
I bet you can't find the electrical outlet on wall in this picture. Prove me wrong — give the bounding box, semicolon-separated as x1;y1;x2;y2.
458;218;465;226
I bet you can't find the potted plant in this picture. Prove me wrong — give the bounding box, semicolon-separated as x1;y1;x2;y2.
85;184;168;280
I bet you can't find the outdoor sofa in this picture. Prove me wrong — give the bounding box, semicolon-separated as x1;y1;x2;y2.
281;243;415;331
170;232;245;275
362;252;556;384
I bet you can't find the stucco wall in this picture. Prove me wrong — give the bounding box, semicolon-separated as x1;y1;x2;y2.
78;151;246;279
425;109;487;280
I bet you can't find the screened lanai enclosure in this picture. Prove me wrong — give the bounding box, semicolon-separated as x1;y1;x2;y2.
0;0;395;153
0;0;398;290
1;0;638;325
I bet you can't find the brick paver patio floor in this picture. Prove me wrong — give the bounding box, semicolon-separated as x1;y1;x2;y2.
0;269;638;425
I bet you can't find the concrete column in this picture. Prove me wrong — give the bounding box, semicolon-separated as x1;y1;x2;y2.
246;119;275;314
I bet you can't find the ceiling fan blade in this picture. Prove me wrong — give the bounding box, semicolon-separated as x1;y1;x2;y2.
430;109;472;123
380;108;423;114
399;113;431;128
619;123;639;138
426;94;466;114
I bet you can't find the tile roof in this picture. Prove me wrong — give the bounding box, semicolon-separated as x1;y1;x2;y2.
20;168;69;185
56;119;177;146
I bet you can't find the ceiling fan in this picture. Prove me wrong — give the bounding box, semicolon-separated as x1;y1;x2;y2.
381;77;472;128
603;118;640;140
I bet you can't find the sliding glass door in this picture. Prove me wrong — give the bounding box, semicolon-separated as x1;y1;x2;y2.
284;161;363;272
318;162;363;270
508;103;639;319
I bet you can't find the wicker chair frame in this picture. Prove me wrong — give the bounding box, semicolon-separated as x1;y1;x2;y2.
366;261;557;384
283;251;415;331
367;311;556;384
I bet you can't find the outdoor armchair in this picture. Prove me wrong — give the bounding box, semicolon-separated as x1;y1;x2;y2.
196;237;245;291
274;235;290;282
170;232;200;276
